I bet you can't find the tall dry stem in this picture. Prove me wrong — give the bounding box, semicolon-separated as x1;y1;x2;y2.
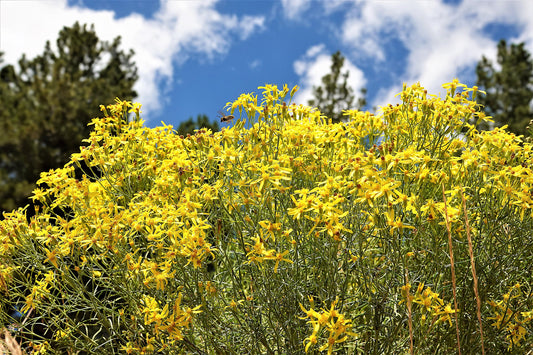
460;188;485;355
0;328;24;355
442;183;461;355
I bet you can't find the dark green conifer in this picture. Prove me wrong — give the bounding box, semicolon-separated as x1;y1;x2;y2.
308;51;366;123
0;23;138;214
476;40;533;136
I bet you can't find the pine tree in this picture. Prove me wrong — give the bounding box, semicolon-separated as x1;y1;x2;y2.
177;114;219;136
0;22;138;214
308;51;366;123
476;39;533;136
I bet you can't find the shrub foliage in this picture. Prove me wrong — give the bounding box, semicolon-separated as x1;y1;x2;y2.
1;81;532;354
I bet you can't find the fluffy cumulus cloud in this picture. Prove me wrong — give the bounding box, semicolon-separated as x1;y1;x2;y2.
292;44;366;107
342;0;533;108
283;0;533;110
0;0;264;117
280;0;311;20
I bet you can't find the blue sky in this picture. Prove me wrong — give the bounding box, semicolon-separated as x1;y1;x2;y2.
1;0;532;129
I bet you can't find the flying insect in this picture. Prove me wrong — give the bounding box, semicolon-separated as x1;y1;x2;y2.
218;111;235;122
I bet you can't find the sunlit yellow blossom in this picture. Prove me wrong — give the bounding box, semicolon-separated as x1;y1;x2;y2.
300;297;356;354
43;248;59;268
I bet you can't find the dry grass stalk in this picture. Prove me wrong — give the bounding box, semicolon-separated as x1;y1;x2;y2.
442;184;461;355
404;268;414;355
460;188;485;355
0;328;23;355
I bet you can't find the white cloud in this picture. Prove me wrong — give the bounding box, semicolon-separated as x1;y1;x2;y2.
0;0;265;119
336;0;533;109
239;15;267;40
249;59;262;70
280;0;311;20
292;44;366;107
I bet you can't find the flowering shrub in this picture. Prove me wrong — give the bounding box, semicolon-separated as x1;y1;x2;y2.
1;81;532;354
487;283;533;350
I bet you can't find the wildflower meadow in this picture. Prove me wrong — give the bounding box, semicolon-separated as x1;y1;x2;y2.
1;81;532;354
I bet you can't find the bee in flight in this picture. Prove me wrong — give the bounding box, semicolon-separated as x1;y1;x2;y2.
218;111;235;123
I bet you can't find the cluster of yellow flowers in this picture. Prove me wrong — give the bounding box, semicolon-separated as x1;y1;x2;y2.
401;282;457;327
139;293;201;346
1;81;532;353
299;297;356;354
488;284;533;350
